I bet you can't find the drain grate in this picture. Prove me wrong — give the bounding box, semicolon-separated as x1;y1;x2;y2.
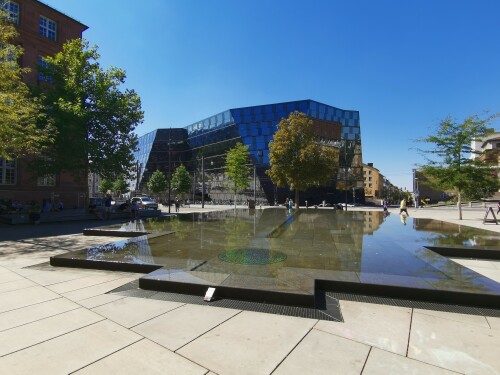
326;291;500;317
108;281;342;321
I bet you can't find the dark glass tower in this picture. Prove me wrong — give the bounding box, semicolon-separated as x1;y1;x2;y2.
134;99;363;205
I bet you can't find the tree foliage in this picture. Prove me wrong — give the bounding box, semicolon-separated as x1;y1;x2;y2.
0;11;54;159
171;164;191;197
36;39;143;180
112;176;129;196
147;170;168;196
417;114;499;219
266;111;339;208
225;143;251;208
99;178;113;194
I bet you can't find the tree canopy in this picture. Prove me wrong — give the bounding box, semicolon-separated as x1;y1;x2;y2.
98;178;113;194
225;143;251;208
112;176;129;196
417;114;499;219
36;39;143;180
147;170;168;197
171;164;191;198
0;10;53;159
266;111;339;209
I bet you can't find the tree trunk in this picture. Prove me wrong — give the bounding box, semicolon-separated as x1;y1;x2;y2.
234;190;237;209
295;189;300;210
458;191;462;220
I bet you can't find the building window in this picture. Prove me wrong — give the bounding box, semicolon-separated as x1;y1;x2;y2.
0;158;16;185
39;16;56;41
37;174;56;186
37;56;52;82
2;1;19;24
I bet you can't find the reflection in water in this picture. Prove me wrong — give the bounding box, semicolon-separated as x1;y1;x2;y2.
85;209;500;294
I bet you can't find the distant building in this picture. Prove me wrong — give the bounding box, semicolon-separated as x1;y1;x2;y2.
134;99;364;206
471;132;500;193
363;163;384;201
0;0;88;207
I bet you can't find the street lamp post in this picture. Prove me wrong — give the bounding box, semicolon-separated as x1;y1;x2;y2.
201;155;205;208
168;128;171;214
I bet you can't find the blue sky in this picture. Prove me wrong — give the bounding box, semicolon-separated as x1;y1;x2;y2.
42;0;500;190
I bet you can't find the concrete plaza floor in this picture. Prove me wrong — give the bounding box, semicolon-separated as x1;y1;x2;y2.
0;205;499;374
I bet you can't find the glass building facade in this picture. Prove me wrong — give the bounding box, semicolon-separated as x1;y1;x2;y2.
134;99;363;205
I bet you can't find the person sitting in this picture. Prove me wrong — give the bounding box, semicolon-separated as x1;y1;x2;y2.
28;201;42;224
42;199;52;213
56;200;64;211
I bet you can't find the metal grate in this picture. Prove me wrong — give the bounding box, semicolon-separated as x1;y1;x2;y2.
326;291;500;317
108;281;342;321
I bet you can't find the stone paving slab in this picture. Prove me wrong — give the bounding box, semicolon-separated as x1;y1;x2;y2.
46;273;132;294
0;278;37;293
273;328;370;375
132;303;240;351
408;311;500;375
362;347;462;375
0;298;80;332
0;308;104;356
0;320;142;375
73;339;208;375
77;293;127;309
177;311;316;375
60;276;137;302
0;285;60;314
314;300;412;356
91;296;185;328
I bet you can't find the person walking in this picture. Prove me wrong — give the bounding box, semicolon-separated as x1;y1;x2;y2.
400;198;409;216
175;197;180;213
104;195;112;220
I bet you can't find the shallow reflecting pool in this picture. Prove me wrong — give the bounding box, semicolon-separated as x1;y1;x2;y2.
55;208;500;306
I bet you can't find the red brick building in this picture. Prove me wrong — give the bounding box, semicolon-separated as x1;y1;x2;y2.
0;0;88;208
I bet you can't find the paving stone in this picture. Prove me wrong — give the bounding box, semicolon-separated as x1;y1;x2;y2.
0;320;142;375
61;277;136;302
92;296;184;328
408;311;500;375
177;311;316;375
0;297;79;332
133;303;239;350
78;293;127;309
363;347;462;375
73;339;207;375
273;328;370;375
0;308;104;356
0;286;60;314
314;300;412;355
46;273;129;294
414;308;490;328
0;278;37;293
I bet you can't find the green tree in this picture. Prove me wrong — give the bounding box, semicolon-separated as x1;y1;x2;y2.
36;38;143;182
99;178;113;194
225;143;251;208
171;164;192;198
0;10;53;159
147;170;168;200
266;111;339;209
417;114;499;219
112;176;129;196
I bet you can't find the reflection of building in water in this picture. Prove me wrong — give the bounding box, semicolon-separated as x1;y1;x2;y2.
362;211;384;234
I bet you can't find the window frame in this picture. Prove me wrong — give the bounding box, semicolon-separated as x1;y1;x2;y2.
39;15;57;41
37;174;56;187
0;158;17;185
2;1;20;24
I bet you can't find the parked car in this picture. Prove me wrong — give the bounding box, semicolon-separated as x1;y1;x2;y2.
131;196;158;209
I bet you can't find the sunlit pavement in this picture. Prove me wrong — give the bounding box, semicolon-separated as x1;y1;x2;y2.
0;207;499;374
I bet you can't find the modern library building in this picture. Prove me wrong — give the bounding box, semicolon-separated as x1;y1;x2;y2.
134;99;363;206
